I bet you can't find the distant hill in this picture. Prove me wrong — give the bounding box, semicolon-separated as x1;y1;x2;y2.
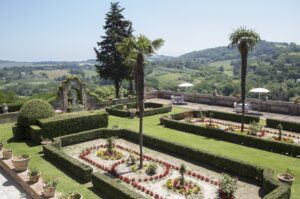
145;40;300;102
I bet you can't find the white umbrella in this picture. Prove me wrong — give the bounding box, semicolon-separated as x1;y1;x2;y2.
178;82;194;88
177;83;193;103
249;88;270;99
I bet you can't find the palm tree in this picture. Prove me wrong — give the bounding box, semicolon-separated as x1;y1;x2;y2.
117;35;164;168
229;27;260;132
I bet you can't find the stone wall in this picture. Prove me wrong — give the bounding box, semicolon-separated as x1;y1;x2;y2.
0;112;18;124
147;90;300;116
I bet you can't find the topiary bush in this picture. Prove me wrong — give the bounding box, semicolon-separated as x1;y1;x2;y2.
17;99;55;127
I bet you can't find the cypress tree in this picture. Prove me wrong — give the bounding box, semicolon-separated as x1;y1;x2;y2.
94;2;133;98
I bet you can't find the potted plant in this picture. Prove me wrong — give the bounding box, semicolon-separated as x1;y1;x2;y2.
58;191;82;199
218;174;238;199
2;148;13;159
278;168;295;185
11;154;30;171
28;167;41;183
43;177;59;198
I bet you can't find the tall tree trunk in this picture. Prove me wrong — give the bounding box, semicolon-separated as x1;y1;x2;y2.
240;46;248;132
115;80;120;99
135;53;144;168
129;77;134;95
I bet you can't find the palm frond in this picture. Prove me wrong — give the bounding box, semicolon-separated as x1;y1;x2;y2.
229;26;260;50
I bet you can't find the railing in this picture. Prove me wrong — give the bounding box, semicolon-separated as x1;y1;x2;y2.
146;90;300;116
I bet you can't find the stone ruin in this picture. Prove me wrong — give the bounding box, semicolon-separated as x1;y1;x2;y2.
52;75;99;112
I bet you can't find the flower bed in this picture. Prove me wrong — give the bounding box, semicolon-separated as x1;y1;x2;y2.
160;114;300;156
185;117;300;144
165;178;201;196
79;144;219;199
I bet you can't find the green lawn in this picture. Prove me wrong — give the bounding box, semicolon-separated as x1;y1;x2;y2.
108;107;300;199
1;107;299;198
0;123;101;199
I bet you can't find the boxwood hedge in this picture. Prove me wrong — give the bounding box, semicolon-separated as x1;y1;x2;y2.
43;144;93;182
160;116;300;157
92;172;146;199
38;111;108;139
0;103;23;113
17;99;55;127
106;102;172;118
266;118;300;133
202;110;260;124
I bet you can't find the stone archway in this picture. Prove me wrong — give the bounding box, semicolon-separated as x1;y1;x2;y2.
52;75;101;111
53;75;87;111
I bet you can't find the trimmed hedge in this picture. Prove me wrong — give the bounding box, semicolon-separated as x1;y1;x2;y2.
0;103;23;113
204;110;260;124
92;172;146;199
38;111;108;139
48;128;290;198
266;118;300;133
106;102;172;118
17;99;55;127
43;144;93;182
263;169;291;199
160;116;300;157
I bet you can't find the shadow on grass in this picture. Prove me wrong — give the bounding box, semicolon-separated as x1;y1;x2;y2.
6;137;38;148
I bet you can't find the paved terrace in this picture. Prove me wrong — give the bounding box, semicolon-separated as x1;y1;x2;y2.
147;98;300;123
0;169;30;199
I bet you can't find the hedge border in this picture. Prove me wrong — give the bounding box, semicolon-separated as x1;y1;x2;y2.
160;111;300;157
43;144;93;182
266;118;300;133
45;128;290;199
106;102;172;118
0;103;23;114
92;172;146;199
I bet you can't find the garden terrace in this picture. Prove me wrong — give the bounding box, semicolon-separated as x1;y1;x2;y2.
160;110;300;156
13;110;108;143
43;128;289;199
105;102;172;118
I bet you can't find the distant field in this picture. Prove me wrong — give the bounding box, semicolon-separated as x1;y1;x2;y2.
83;69;97;78
289;52;300;56
32;69;70;79
206;60;233;76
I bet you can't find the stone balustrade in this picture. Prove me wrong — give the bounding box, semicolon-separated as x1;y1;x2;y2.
146;90;300;116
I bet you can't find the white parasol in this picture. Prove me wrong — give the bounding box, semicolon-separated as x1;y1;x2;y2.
249;88;270;99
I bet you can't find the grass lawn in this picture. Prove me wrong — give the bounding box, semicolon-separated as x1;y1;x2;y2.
108;107;300;199
1;107;299;198
0;123;101;199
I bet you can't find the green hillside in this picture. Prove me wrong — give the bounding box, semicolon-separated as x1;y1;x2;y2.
146;41;300;101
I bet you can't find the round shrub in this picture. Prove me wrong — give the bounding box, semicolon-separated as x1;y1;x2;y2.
17;99;55;126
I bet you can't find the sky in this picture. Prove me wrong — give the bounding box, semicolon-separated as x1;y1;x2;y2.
0;0;299;61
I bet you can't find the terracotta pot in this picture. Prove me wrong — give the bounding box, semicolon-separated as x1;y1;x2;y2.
29;172;41;183
11;155;30;171
43;186;56;198
277;174;295;185
2;149;12;159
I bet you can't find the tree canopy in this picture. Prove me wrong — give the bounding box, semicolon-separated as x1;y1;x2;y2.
94;2;133;98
